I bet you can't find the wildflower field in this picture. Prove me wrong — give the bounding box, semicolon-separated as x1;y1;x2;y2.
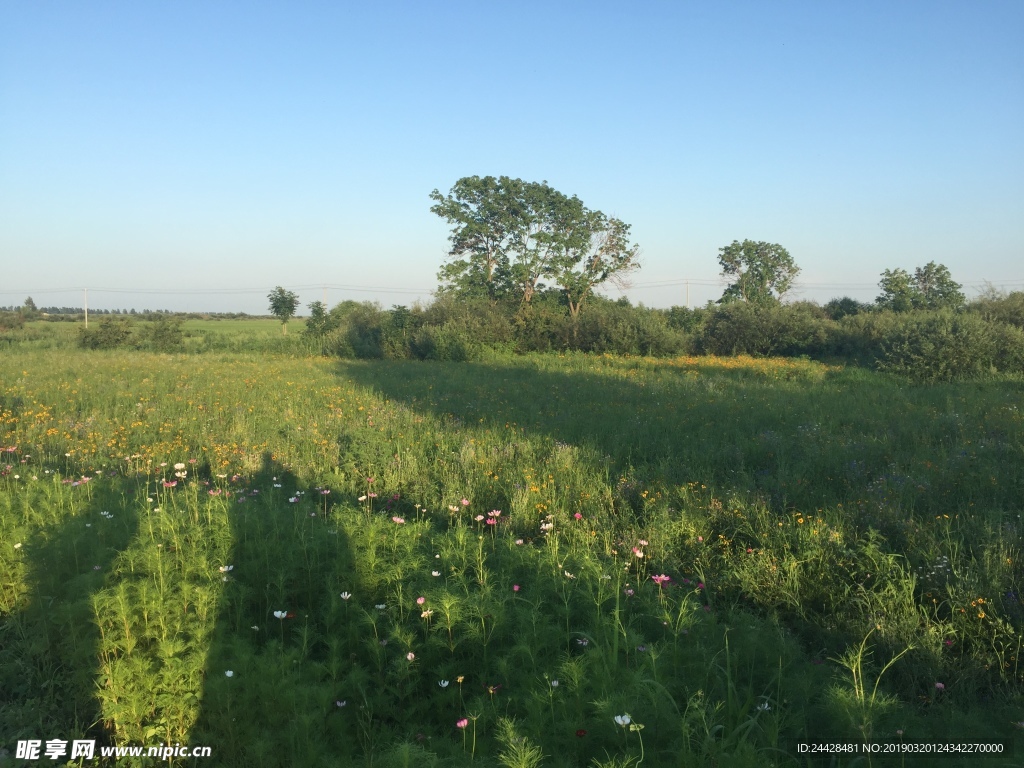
1;339;1022;766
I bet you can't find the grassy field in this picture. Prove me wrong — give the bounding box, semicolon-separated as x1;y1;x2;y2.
1;339;1021;766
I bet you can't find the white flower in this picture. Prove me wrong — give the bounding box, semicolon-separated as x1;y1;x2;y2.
174;463;186;470
225;670;234;677
273;610;287;619
438;680;450;688
614;714;631;726
218;565;234;573
340;592;352;600
13;542;22;549
550;679;559;688
757;702;771;711
251;625;259;630
376;604;387;611
406;652;415;661
431;570;441;577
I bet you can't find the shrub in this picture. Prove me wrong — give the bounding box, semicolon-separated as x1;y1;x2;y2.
145;316;184;352
78;317;135;350
0;311;26;332
968;290;1024;330
699;302;832;357
877;311;997;382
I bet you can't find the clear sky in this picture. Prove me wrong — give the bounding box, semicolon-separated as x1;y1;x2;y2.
2;1;1022;313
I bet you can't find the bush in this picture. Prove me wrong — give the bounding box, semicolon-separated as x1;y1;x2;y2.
989;321;1024;374
699;302;832;357
78;317;134;350
0;311;26;332
968;290;1024;329
877;311;997;382
144;316;184;352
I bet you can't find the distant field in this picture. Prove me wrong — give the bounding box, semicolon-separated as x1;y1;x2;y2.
179;317;306;334
1;346;1021;766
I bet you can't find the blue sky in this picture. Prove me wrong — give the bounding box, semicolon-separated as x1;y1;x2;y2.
2;1;1022;313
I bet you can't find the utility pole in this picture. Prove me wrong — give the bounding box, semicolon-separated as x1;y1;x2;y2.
84;288;88;328
685;280;689;308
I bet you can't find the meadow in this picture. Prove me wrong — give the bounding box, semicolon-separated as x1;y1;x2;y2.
1;334;1022;766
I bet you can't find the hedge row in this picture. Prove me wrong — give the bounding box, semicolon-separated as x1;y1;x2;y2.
307;293;1024;382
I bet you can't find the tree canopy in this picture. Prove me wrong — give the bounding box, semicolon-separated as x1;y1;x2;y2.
876;262;964;312
267;287;300;334
716;240;800;305
430;176;639;315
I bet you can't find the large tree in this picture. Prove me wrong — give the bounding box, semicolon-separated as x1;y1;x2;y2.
716;240;799;305
429;176;522;302
267;287;300;335
430;176;640;311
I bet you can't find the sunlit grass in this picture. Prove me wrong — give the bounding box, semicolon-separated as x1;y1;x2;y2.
1;348;1021;766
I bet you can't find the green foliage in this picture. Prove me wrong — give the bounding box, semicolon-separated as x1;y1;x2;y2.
877;310;997;382
823;296;869;320
876;262;965;312
144;315;185;352
0;310;27;332
78;316;134;349
716;240;799;305
430;176;640;314
699;302;831;357
267;286;300;334
969;288;1024;329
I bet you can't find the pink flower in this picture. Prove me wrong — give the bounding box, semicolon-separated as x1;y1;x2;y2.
392;516;405;524
651;574;671;585
934;682;945;691
632;547;644;558
460;498;470;506
475;515;485;522
416;596;426;605
574;512;582;520
406;652;415;661
456;718;469;729
513;584;520;592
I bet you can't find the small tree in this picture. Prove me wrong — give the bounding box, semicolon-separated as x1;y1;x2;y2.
717;240;799;305
268;287;300;335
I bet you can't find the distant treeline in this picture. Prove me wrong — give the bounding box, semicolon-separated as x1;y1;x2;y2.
303;290;1024;383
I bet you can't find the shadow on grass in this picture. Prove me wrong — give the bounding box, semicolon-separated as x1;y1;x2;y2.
188;453;365;766
1;454;366;767
335;357;1024;518
0;471;142;760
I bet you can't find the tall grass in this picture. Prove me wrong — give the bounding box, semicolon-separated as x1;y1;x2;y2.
1;349;1021;766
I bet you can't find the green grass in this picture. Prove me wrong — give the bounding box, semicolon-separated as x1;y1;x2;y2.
1;347;1021;766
